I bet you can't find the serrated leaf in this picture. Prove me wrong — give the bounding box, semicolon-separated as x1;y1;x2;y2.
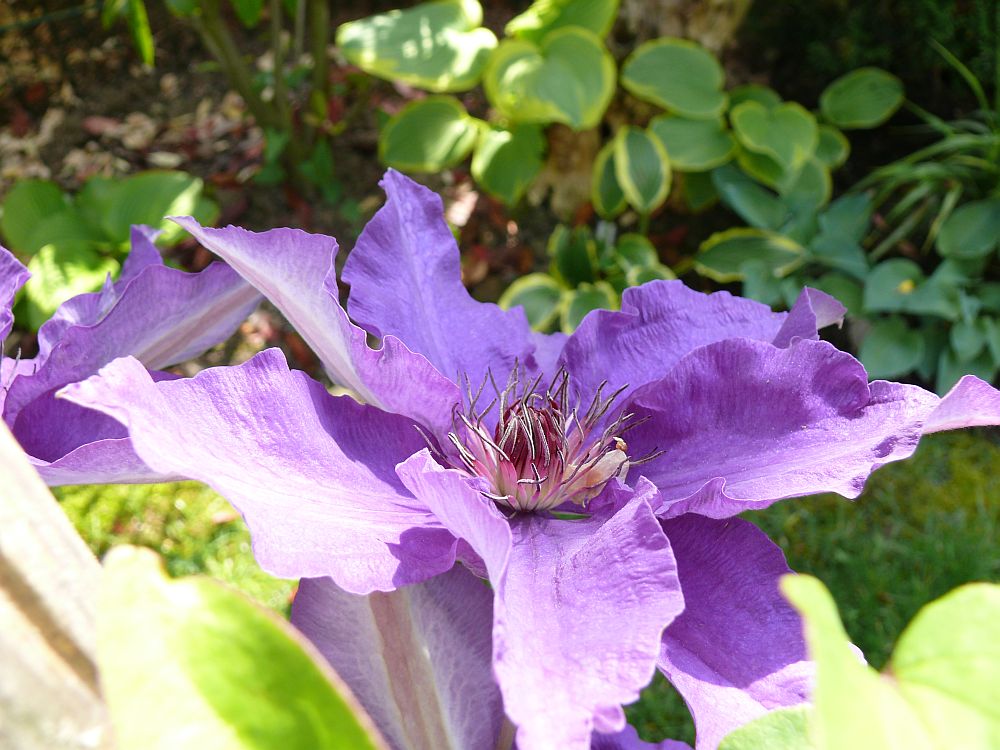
229;0;264;27
815;125;850;169
936;198;1000;259
0;179;70;253
612;126;671;215
484;28;615;129
621;37;727;118
471;124;545;205
380;96;481;173
22;243;120;330
695;228;803;282
591;140;626;219
819;67;904;130
718;707;812;750
859;316;925;378
499;273;565;330
505;0;619;44
711;164;786;230
336;0;497;92
649;114;735;171
99;547;387;750
863;258;924;313
561;281;616;332
730;101;818;173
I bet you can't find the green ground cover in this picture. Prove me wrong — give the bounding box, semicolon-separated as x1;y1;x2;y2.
56;430;999;744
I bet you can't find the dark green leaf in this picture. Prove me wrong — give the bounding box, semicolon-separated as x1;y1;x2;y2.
818;193;871;243
859;316;925;378
548;224;597;286
937;346;996;394
561;281;617;332
808;232;869;279
936;198;1000;259
591;141;626;219
862;259;924;313
230;0;264;27
682;171;718;211
612;126;672;215
819;67;904;129
614;233;658;270
950;319;986;362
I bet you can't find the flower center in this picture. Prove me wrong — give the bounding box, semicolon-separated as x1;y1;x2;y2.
439;368;644;513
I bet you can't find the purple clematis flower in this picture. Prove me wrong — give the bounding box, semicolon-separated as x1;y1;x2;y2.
1;226;259;485
62;171;1000;749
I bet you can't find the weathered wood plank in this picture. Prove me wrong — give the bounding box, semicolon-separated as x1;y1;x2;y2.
0;423;112;749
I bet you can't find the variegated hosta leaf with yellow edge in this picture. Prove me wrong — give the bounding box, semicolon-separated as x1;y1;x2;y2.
505;0;619;44
621;37;727;119
612;126;672;215
591;140;627;219
695;228;804;283
378;96;482;172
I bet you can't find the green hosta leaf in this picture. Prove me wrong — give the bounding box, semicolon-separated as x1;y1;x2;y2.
695;228;803;282
818;193;871;243
819;67;904;130
498;272;565;330
810;272;863;316
682;170;717;211
711;164;786;230
863;258;924;313
950;319;987;362
336;0;497;92
548;224;597;286
99;547;386;750
808;231;869;279
730;101;818;173
815;125;850;169
379;96;481;172
780;156;831;212
719;707;812;750
100;171;218;247
739;258;785;306
591;141;626;219
859;316;925;378
484;28;615;129
727;83;781;109
621;37;727;119
505;0;619;44
936;198;1000;259
625;263;675;286
649;114;735;171
614;233;658;269
735;147;788;191
23;243;120;330
785;575;1000;749
0;179;70;252
230;0;264;27
612;126;671;215
561;281;616;332
471;124;545;205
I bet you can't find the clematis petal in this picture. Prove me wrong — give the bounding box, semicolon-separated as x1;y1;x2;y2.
61;349;458;593
4;238;260;425
626;338;949;518
172;217;460;435
291;565;503;750
922;374;1000;432
591;725;692;750
1;244;29;341
771;287;846;347
343;170;534;389
561;281;840;406
658;515;811;750
398;454;683;750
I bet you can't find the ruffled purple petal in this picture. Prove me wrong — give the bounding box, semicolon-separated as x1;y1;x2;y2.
658;516;811;750
1;244;29;341
343;170;534;389
922;374;1000;432
771;287;846;348
61;349;457;592
397;454;683;750
291;566;502;750
561;281;795;406
172;217;461;436
591;725;692;750
626;338;945;518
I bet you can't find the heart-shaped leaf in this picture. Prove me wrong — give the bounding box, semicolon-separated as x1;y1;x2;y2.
484;27;615;129
649;114;736;171
621;37;727;118
818;193;872;243
950;319;987;362
780;156;831;212
613;126;672;215
815;124;850;169
336;0;497;92
379;96;481;172
695;228;803;282
859;316;925;378
735;147;789;191
819;67;904;130
730;101;818;173
936;198;1000;259
505;0;618;44
613;233;658;270
591;140;626;218
471;123;545;204
808;231;869;279
99;547;387;750
863;258;924;313
499;272;565;331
